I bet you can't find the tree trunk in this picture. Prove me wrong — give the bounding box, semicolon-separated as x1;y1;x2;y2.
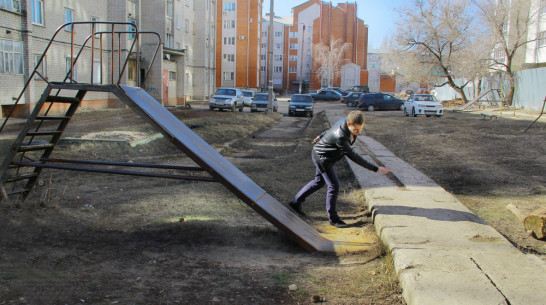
452;86;469;105
523;208;546;240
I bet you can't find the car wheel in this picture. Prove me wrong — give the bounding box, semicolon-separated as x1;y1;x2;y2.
209;105;214;111
231;103;236;112
404;107;409;116
309;112;314;117
288;112;292;117
347;101;354;107
274;106;278;112
412;107;417;117
367;105;375;112
399;104;404;111
239;105;243;112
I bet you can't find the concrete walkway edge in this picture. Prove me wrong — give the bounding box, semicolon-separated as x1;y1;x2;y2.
323;109;546;305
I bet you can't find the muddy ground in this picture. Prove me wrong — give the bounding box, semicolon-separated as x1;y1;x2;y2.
0;106;405;305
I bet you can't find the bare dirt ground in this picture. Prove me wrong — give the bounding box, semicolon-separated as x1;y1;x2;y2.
0;106;405;305
362;105;546;258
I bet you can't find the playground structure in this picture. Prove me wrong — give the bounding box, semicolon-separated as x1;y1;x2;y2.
0;22;368;253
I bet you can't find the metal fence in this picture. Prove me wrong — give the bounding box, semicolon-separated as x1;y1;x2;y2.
433;67;546;111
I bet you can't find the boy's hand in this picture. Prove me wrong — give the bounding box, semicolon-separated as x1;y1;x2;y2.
377;167;392;174
312;136;321;144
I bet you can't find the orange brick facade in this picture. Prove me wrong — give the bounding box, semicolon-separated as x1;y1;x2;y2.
289;0;369;90
216;0;263;89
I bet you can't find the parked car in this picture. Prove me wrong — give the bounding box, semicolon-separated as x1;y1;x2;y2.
358;93;405;111
250;93;278;112
415;88;430;94
241;90;255;107
310;89;342;101
329;87;350;96
348;85;370;93
404;94;444;117
340;92;364;107
288;94;314;117
209;88;244;112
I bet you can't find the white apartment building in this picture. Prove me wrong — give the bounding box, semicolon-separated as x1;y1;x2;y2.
260;15;292;90
525;1;546;67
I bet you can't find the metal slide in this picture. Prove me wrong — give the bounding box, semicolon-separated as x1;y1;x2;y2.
113;85;369;252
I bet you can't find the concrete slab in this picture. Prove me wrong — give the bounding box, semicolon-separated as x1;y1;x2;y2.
321;108;546;305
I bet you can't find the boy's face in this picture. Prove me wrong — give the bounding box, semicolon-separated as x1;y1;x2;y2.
347;123;364;136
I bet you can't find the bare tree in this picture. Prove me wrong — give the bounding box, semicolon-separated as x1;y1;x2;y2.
472;0;539;106
312;39;351;88
389;0;490;104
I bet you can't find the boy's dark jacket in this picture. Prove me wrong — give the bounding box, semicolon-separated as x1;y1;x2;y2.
312;118;379;173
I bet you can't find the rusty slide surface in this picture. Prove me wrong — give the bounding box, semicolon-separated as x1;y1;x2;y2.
114;85;367;252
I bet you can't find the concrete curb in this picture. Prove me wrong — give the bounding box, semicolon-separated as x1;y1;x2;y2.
323;109;546;305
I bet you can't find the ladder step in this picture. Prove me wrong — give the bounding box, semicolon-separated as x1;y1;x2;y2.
26;131;62;136
46;96;81;103
18;143;55;152
6;173;38;183
36;116;70;120
6;188;31;196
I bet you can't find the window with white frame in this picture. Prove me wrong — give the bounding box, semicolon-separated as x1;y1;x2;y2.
170;71;176;80
223;72;234;80
274;55;282;61
261;43;266;48
289;55;297;62
176;15;180;29
166;33;173;48
290;43;298;50
224;2;235;11
185;72;189;86
0;0;20;12
538;31;546;48
289;32;298;38
275;31;282;37
33;54;47;79
65;8;74;31
185;19;189;33
0;39;23;74
261;66;266;72
31;0;44;26
261;55;266;60
289;66;297;73
275;43;281;49
274;66;282;73
223;54;235;62
128;18;136;39
167;0;173;19
541;0;546;14
494;46;505;62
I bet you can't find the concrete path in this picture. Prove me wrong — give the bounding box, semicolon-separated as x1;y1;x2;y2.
323;107;546;305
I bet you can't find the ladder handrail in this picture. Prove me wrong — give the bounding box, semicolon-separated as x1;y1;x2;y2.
0;21;161;133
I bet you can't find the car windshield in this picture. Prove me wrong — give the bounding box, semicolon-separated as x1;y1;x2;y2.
254;94;268;100
414;95;436;101
215;89;236;96
242;91;253;97
291;95;312;102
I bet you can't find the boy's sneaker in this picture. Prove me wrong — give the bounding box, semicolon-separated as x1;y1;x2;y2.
329;219;348;228
288;201;306;217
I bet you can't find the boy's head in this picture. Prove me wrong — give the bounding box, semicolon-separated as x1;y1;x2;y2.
347;111;365;136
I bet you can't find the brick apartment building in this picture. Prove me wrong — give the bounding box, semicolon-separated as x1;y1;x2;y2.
215;0;263;90
260;0;371;93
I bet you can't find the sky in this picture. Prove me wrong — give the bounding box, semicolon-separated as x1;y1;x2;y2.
261;0;405;50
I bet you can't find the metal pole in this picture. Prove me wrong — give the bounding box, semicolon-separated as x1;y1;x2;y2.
299;24;305;94
267;0;274;113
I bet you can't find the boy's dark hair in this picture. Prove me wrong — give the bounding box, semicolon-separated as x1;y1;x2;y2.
347;110;365;125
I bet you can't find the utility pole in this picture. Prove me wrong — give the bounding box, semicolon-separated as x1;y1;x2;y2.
299;24;305;94
267;0;274;113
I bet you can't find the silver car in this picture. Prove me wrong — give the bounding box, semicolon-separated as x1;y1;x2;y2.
404;94;444;117
241;90;255;107
209;88;245;112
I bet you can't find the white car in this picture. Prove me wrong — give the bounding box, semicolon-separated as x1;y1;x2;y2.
404;94;444;117
209;88;245;112
241;90;255;107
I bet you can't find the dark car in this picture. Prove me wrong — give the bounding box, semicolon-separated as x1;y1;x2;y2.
288;94;314;117
358;93;405;111
310;89;342;101
348;85;370;93
329;87;349;96
340;92;364;107
250;93;278;112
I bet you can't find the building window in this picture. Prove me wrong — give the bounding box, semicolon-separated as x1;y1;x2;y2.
289;32;298;38
128;60;136;81
176;15;180;29
0;39;23;74
275;43;281;49
90;16;100;33
166;0;173;19
223;54;235;62
541;0;546;14
0;0;20;12
224;2;235;11
261;43;266;48
274;66;282;73
185;72;189;86
185;19;189;33
538;31;546;48
185;0;190;6
274;55;282;61
93;59;102;83
65;57;78;81
224;20;236;29
290;43;298;50
289;66;297;73
166;33;173;48
65;8;74;31
493;46;505;62
128;18;136;39
223;72;234;80
169;71;176;80
261;66;266;72
33;54;47;79
289;55;297;62
275;31;282;37
261;55;266;60
31;0;44;25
